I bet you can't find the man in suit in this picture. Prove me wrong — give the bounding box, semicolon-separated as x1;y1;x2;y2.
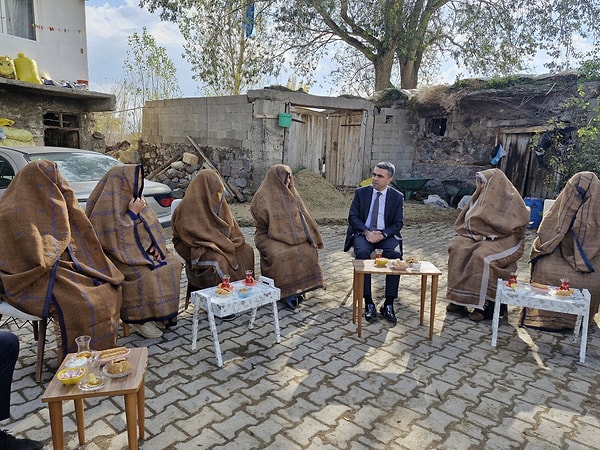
344;161;404;325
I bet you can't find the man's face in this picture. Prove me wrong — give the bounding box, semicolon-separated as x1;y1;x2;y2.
372;167;392;192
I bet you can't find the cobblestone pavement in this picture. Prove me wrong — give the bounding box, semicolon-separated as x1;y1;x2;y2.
4;224;600;449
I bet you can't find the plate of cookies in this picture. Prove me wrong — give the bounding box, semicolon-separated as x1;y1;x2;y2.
98;347;130;365
215;284;234;297
103;357;133;378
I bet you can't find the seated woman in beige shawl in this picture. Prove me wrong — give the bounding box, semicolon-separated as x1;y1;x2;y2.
521;171;600;330
0;161;124;358
86;164;182;339
171;169;254;306
446;168;530;321
251;165;324;310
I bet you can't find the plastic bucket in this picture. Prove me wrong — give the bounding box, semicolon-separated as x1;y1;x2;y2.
278;113;292;128
524;197;543;229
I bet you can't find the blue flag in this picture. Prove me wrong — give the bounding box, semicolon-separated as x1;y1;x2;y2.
245;3;255;38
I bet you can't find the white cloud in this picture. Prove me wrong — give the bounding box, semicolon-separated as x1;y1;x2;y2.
85;0;196;95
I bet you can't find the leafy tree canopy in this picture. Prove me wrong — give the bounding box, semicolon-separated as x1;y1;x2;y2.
140;0;600;93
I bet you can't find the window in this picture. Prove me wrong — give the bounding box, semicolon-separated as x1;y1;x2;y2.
0;0;36;40
430;118;447;136
43;112;81;148
0;155;16;189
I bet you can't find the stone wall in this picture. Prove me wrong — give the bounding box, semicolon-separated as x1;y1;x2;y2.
139;76;592;203
409;73;590;199
0;79;115;150
138;141;254;201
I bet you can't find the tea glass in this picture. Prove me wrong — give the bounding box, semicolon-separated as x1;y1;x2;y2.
75;335;92;359
245;269;254;285
221;274;231;288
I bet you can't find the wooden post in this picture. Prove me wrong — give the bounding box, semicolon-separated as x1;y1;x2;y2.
186;136;246;202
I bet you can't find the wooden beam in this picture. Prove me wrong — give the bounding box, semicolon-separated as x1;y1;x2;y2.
186;136;246;203
146;154;181;180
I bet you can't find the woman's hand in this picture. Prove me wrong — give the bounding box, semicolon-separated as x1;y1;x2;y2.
129;197;146;215
147;245;163;261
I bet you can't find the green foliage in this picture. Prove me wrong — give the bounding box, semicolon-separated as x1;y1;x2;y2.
578;58;600;81
533;83;600;195
121;27;182;134
143;0;282;96
484;76;527;89
374;88;406;104
140;0;600;94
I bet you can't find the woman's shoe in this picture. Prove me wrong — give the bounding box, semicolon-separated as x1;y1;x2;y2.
285;297;299;310
130;322;163;338
446;303;468;315
468;310;487;322
297;295;305;304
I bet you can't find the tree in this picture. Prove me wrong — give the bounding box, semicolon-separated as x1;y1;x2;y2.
141;0;281;96
141;0;600;92
122;27;182;135
275;0;600;91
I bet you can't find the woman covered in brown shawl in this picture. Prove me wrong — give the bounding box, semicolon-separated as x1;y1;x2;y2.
0;161;124;358
86;164;182;339
446;168;530;321
171;169;254;301
521;171;600;330
251;164;324;309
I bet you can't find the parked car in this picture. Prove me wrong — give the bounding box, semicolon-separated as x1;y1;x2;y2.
0;146;174;227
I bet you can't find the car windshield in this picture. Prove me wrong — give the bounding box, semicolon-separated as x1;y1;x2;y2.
29;152;121;182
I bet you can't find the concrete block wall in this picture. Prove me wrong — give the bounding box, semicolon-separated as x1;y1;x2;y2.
370;108;417;178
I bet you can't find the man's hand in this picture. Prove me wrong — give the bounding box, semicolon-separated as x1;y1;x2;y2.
365;230;384;244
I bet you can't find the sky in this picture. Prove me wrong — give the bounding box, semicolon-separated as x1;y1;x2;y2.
85;0;197;96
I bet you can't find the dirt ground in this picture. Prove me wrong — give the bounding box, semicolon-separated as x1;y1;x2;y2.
229;168;461;227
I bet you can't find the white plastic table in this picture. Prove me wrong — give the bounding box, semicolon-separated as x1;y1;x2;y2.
190;276;281;367
491;279;591;363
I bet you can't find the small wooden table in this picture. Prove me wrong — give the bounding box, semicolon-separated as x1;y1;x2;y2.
492;279;591;362
352;260;442;339
42;347;148;450
190;276;281;367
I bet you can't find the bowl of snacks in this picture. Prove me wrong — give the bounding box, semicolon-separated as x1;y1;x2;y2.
215;284;234;296
405;257;421;271
103;357;133;378
375;257;389;267
238;287;254;298
57;367;86;385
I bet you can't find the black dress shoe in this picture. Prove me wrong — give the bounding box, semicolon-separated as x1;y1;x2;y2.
380;304;397;325
364;303;377;322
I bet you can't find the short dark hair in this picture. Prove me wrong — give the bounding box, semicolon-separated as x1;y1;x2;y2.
375;161;395;178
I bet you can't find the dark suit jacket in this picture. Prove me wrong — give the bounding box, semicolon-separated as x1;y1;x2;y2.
344;185;404;251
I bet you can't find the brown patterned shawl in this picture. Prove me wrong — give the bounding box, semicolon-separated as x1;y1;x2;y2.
171;169;254;290
250;164;324;298
0;161;124;356
521;171;600;330
86;164;182;325
447;168;530;309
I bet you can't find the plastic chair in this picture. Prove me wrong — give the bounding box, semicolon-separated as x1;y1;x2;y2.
0;298;47;382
